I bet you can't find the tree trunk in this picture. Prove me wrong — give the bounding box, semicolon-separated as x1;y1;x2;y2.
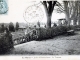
64;11;71;26
78;16;80;25
73;18;77;26
78;19;80;25
78;5;80;26
47;14;52;28
42;1;57;28
64;1;70;26
43;4;52;28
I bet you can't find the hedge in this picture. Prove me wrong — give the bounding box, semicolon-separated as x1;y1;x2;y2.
0;32;13;54
36;26;73;40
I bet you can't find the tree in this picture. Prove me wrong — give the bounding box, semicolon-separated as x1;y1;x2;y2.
9;22;15;32
53;23;57;27
16;22;19;30
64;1;79;26
77;2;80;25
54;1;71;25
42;1;57;28
37;21;40;27
55;1;79;26
1;23;5;32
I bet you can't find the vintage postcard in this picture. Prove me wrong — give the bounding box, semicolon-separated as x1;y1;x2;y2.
0;0;80;60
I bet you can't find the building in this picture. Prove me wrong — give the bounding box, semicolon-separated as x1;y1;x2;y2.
18;26;26;31
58;18;66;26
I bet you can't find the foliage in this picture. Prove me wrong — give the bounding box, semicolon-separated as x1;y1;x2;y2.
16;22;19;30
0;23;5;33
53;23;57;27
37;26;72;40
37;21;40;27
0;31;13;54
9;22;15;32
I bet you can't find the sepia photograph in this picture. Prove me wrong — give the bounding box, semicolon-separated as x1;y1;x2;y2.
1;0;80;57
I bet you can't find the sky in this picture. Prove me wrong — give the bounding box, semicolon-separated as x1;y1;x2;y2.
0;0;65;23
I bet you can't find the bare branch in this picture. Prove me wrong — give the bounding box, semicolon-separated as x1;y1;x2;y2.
52;1;57;12
42;1;47;9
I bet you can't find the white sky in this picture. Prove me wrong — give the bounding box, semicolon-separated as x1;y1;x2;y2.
0;0;65;23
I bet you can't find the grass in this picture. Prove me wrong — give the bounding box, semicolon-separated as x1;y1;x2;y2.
11;30;25;40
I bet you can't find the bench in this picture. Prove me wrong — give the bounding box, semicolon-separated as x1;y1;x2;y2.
75;28;80;31
67;30;74;35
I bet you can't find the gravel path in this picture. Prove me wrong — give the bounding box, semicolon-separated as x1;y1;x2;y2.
6;31;80;55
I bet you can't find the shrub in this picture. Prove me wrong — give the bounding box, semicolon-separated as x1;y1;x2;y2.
36;28;53;40
37;28;46;39
26;26;74;41
53;23;57;27
36;26;71;40
9;22;15;32
0;31;13;54
0;23;5;33
37;21;40;27
16;22;19;30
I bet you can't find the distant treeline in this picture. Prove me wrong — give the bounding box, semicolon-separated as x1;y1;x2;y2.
0;22;19;33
